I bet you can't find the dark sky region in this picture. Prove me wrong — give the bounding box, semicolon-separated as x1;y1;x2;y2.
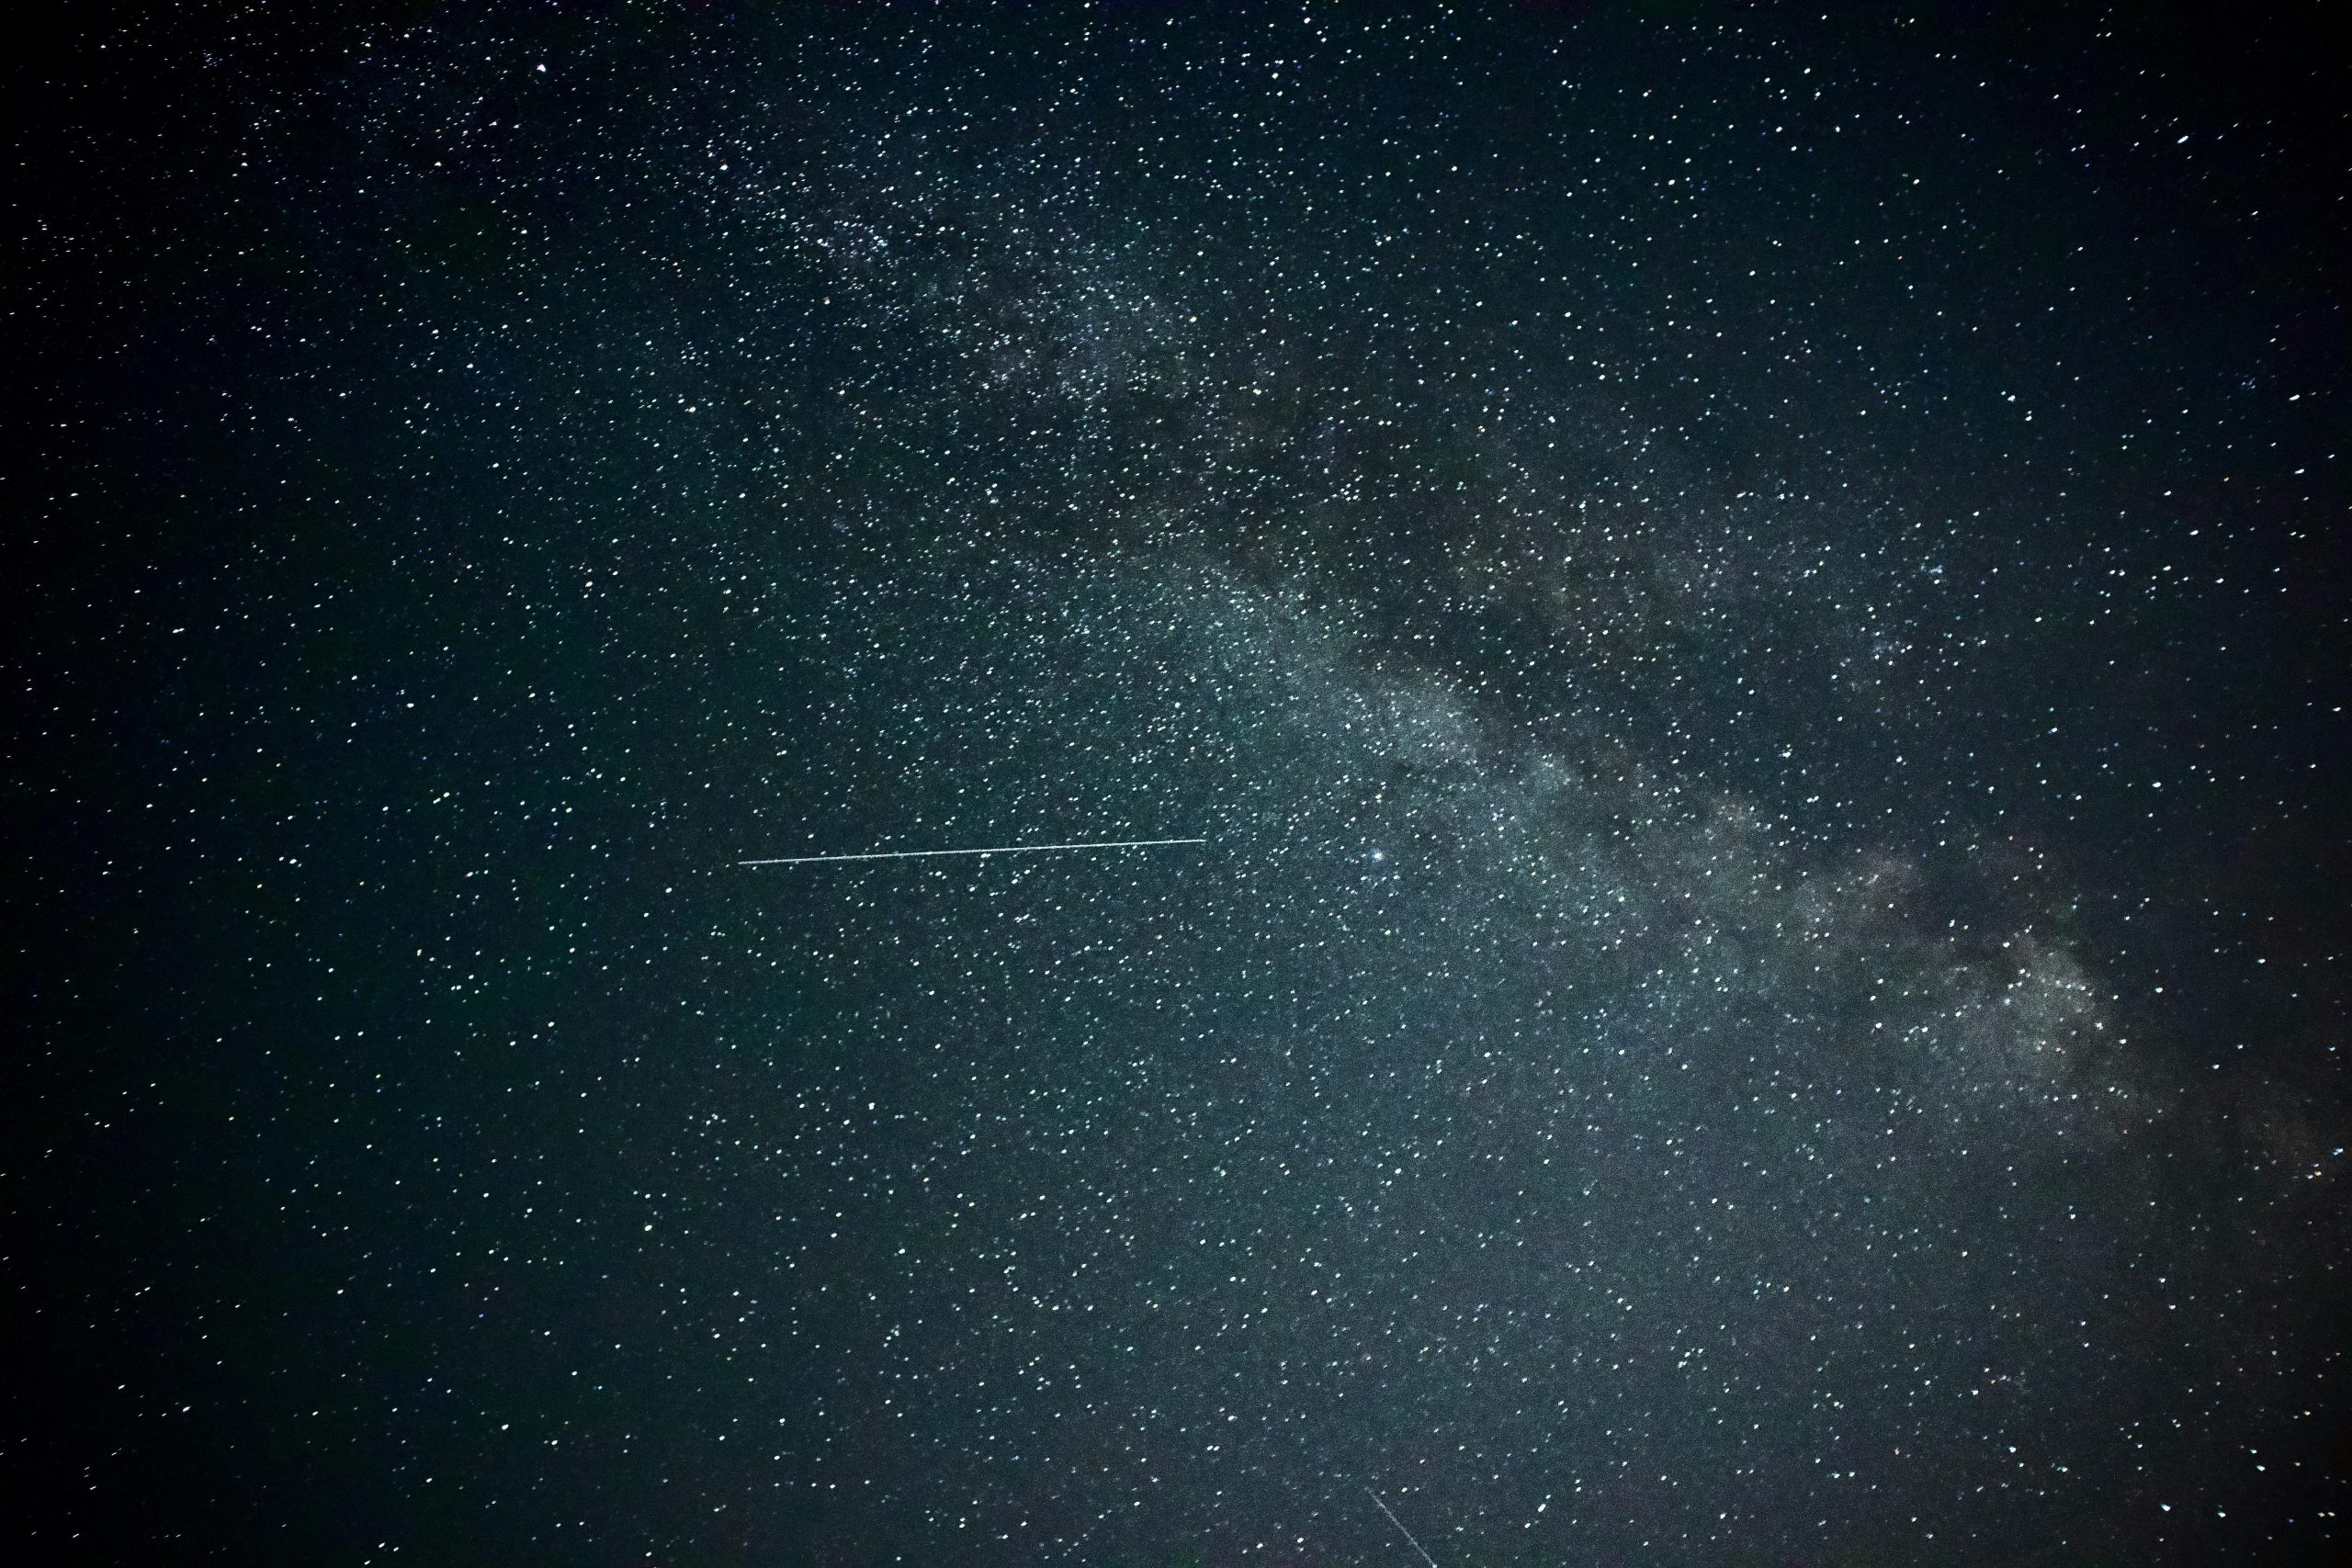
6;3;2346;1564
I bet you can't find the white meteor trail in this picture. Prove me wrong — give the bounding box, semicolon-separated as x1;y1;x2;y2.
1364;1485;1440;1568
737;836;1204;867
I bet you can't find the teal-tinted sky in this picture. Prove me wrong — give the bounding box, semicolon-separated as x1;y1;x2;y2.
11;4;2344;1562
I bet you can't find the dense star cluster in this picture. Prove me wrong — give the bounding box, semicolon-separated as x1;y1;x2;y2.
10;5;2345;1564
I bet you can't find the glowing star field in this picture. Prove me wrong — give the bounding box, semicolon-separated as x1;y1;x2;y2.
9;6;2344;1564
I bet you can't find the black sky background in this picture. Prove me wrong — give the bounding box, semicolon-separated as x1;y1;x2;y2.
6;3;2346;1563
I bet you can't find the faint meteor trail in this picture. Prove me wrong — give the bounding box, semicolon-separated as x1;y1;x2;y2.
1364;1485;1440;1568
736;836;1204;867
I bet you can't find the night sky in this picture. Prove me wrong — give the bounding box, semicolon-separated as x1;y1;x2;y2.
9;4;2347;1564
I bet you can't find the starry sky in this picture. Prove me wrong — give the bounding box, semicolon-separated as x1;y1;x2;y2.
9;4;2346;1564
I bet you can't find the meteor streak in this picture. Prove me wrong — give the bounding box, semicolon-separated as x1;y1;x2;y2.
1364;1485;1440;1568
736;836;1204;867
